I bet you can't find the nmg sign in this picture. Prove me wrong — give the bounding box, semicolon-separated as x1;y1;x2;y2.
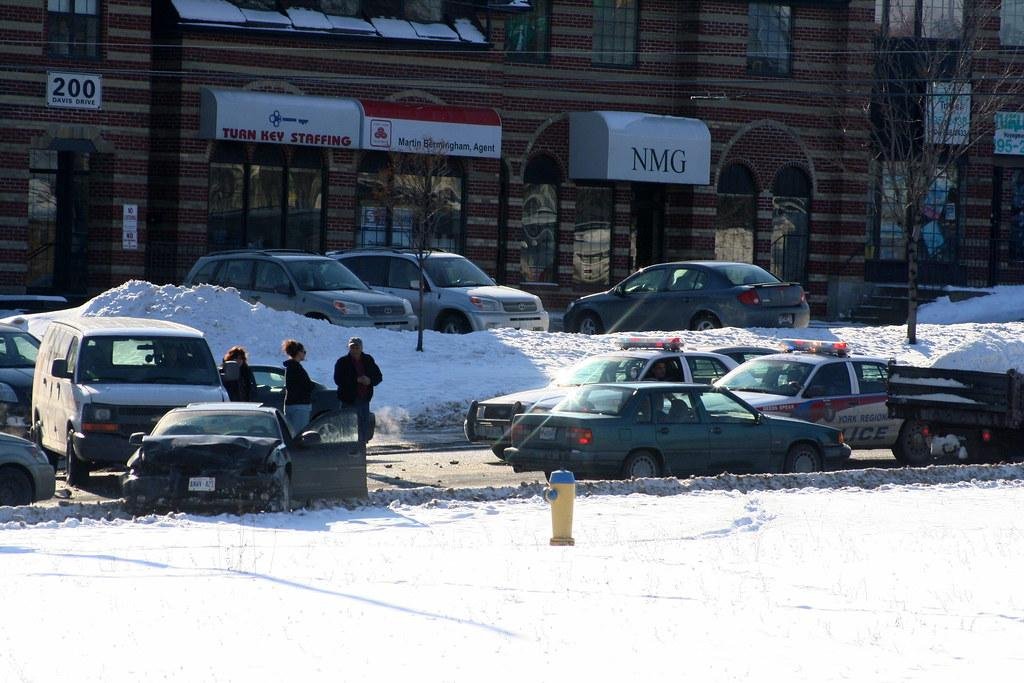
631;147;687;175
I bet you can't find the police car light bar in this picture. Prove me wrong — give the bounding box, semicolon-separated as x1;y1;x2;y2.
779;338;849;357
617;336;685;351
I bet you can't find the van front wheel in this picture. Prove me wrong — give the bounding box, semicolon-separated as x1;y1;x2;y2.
65;430;90;487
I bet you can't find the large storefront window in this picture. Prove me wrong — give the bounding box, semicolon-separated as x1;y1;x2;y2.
770;167;810;283
875;0;963;39
207;143;324;251
47;0;100;58
1003;0;1024;45
593;0;638;66
507;0;550;62
874;161;960;263
715;164;757;263
521;156;560;283
573;186;612;286
356;152;464;251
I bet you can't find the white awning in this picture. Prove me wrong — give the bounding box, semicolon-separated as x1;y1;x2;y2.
198;88;361;149
569;111;711;185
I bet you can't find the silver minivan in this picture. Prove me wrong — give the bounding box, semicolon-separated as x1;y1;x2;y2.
184;250;417;329
331;249;548;334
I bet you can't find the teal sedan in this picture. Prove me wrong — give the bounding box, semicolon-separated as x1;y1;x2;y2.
504;382;851;479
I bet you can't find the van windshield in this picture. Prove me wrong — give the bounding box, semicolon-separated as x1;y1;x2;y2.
77;336;219;385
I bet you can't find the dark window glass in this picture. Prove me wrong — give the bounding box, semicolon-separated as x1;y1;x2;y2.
389;258;422;290
286;148;323;252
508;0;551;63
521;156;561;283
1002;0;1024;45
248;146;284;249
208;144;246;251
748;4;791;76
47;0;100;58
771;167;811;283
1009;169;1024;261
593;0;638;66
28;151;59;290
874;162;959;263
344;256;388;286
573;186;613;286
715;164;757;263
806;362;852;396
218;259;255;289
687;357;731;384
190;260;220;284
876;0;963;38
853;361;889;394
253;262;291;293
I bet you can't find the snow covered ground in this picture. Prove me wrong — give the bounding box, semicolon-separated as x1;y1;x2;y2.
3;282;1024;681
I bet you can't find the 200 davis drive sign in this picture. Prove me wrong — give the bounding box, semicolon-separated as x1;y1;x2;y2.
46;72;102;110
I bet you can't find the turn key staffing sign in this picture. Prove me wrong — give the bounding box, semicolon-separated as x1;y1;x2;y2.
360;100;502;159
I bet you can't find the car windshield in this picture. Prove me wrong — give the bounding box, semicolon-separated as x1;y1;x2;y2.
77;336;220;385
0;330;39;369
717;358;815;397
424;257;495;288
553;385;636;415
153;411;281;438
555;355;649;386
285;259;368;292
715;264;781;286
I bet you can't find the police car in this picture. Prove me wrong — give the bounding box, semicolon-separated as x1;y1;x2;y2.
465;337;738;458
715;339;909;454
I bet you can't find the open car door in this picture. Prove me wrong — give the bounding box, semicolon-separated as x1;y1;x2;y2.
289;409;367;502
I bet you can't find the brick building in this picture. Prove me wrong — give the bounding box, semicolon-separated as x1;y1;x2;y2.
4;0;1024;322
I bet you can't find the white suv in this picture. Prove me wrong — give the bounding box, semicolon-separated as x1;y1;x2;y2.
331;249;549;334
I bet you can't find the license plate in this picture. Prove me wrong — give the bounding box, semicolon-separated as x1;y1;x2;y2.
540;426;557;440
778;313;794;326
188;477;215;492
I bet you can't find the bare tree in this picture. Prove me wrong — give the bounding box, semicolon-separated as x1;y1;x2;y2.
869;0;1024;343
376;149;458;352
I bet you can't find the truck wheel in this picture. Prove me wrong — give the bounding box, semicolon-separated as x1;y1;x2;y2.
0;467;33;506
576;312;603;335
784;443;822;473
893;420;932;467
622;450;661;479
437;313;471;334
490;443;508;460
65;430;90;488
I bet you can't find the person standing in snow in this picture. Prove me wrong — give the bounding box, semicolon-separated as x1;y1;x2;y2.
282;339;314;434
333;336;382;443
220;345;257;402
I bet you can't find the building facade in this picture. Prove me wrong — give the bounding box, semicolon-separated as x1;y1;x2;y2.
3;0;1023;320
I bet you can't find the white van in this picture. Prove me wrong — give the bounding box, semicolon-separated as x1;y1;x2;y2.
30;317;228;485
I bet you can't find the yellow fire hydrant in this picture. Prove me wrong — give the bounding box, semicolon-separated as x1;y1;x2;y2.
543;470;576;546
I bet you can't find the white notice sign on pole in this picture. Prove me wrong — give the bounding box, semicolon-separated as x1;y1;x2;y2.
123;204;139;250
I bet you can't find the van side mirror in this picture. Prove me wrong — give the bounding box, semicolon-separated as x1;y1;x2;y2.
220;360;241;382
50;358;69;379
129;432;146;446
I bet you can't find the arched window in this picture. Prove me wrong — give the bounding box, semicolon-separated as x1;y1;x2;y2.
206;143;325;252
521;156;560;283
771;166;811;283
356;151;465;251
714;164;757;263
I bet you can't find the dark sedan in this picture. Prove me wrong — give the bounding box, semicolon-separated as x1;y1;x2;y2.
121;403;367;514
562;261;810;334
504;382;849;479
0;323;40;438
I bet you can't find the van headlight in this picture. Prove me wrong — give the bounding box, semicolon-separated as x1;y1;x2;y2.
469;296;500;312
333;301;365;316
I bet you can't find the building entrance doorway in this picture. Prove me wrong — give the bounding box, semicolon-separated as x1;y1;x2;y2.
631;184;664;271
28;149;90;293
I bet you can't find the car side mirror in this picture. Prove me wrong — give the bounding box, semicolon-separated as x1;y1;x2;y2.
299;430;322;446
613;285;626;297
220;360;241;382
50;358;69;379
129;432;146;446
409;279;421;290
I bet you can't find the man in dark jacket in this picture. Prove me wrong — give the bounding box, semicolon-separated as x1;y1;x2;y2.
333;337;382;442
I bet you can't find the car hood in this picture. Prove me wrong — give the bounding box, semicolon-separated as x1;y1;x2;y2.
78;384;227;404
480;386;567;408
306;289;407;306
132;435;282;472
457;285;538;303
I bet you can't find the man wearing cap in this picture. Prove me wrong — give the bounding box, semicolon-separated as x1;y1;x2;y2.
334;337;383;443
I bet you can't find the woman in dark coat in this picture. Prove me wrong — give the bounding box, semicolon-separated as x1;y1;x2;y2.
221;345;257;402
282;338;314;433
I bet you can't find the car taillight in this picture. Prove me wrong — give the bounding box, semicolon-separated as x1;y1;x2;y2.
982;429;992;443
568;427;592;445
921;425;931;438
737;290;760;306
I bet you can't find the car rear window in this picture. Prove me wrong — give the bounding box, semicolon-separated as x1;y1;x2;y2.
717;264;779;286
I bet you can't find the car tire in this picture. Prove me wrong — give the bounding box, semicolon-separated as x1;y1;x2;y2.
0;467;33;506
491;443;508;459
893;420;932;467
622;450;661;479
65;429;90;488
784;443;822;473
576;312;604;335
689;312;721;331
437;313;471;334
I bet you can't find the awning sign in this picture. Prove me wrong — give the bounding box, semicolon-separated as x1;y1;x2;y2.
569;111;711;185
360;101;501;159
199;88;360;149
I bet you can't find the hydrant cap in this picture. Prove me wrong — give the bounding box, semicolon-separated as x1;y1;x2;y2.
548;470;576;485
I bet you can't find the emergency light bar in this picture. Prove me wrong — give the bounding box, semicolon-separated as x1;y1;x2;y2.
779;338;849;357
617;336;685;351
